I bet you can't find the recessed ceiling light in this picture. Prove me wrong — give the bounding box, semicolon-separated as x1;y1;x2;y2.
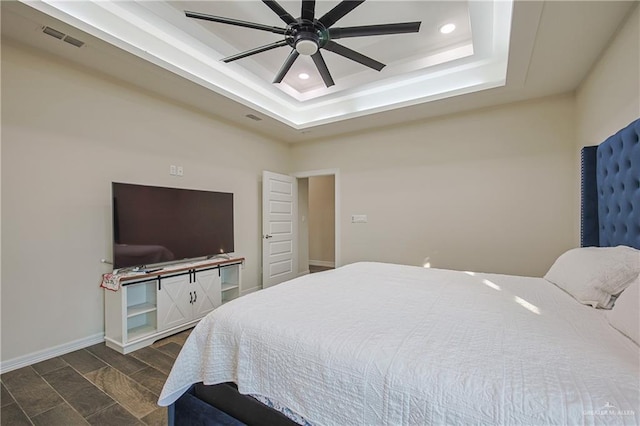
298;73;310;80
439;23;456;34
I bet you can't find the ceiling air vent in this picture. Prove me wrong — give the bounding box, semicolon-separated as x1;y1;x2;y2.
42;26;64;40
245;114;262;121
63;35;85;48
42;26;85;48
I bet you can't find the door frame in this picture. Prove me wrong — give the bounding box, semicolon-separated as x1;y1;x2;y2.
292;168;341;269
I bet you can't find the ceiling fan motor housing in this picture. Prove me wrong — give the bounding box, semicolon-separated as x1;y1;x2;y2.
286;19;327;55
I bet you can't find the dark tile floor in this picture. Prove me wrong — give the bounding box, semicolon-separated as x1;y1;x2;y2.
309;265;333;273
1;329;191;426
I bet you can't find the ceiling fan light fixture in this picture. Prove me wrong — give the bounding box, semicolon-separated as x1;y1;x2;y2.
295;39;318;55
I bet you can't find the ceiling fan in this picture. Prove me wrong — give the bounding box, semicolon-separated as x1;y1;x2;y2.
185;0;421;87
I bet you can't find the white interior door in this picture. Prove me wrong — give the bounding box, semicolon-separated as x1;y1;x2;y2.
262;171;297;288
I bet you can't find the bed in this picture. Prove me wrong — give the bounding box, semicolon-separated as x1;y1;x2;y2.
158;118;640;425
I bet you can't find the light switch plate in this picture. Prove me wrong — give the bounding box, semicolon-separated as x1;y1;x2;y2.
351;214;368;223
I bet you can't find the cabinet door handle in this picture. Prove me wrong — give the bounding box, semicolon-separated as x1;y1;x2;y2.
189;291;193;304
194;291;197;303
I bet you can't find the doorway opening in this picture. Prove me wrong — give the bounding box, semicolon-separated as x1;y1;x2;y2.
294;169;340;275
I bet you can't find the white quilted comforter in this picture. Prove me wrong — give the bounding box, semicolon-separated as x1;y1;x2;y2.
158;262;639;425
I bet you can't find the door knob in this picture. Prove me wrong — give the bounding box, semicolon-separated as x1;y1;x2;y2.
264;234;273;239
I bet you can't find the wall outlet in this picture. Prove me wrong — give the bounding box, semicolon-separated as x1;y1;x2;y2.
177;166;184;177
169;165;177;175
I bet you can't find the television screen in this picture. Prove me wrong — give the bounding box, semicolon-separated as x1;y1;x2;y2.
112;182;234;270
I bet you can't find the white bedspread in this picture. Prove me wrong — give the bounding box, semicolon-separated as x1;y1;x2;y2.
158;262;639;425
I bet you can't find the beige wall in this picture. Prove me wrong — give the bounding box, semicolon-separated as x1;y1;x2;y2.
308;175;335;265
573;5;639;244
293;95;577;277
1;41;291;363
576;5;639;148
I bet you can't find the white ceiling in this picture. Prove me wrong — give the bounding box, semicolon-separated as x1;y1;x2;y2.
1;1;636;143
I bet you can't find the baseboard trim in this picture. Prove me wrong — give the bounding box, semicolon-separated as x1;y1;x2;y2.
0;332;105;374
309;260;335;268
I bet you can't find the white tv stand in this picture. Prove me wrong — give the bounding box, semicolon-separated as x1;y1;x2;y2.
103;257;244;354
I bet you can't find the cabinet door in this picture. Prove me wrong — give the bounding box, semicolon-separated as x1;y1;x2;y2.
157;275;192;331
192;269;222;319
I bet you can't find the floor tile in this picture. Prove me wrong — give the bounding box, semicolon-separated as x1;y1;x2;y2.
84;366;159;418
309;265;334;273
153;329;192;348
31;402;89;426
85;403;145;426
86;344;148;376
141;406;168;425
129;347;175;375
0;402;32;426
154;342;182;359
61;349;107;374
130;366;168;396
1;366;64;417
31;357;67;375
1;383;15;407
42;366;114;418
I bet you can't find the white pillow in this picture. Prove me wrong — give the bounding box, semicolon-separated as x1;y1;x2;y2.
544;246;640;309
606;276;639;345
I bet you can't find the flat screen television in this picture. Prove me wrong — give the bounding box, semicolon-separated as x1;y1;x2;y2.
112;182;234;270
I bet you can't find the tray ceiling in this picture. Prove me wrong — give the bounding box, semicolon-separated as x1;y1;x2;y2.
2;1;635;142
16;0;512;129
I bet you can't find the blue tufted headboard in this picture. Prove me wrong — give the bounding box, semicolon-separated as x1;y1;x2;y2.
581;118;640;249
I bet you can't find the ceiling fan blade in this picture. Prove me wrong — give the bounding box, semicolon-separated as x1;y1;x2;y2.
301;0;315;22
330;22;421;39
311;51;335;87
222;40;289;63
273;50;300;83
262;0;296;25
185;11;286;34
323;41;384;71
318;0;365;28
